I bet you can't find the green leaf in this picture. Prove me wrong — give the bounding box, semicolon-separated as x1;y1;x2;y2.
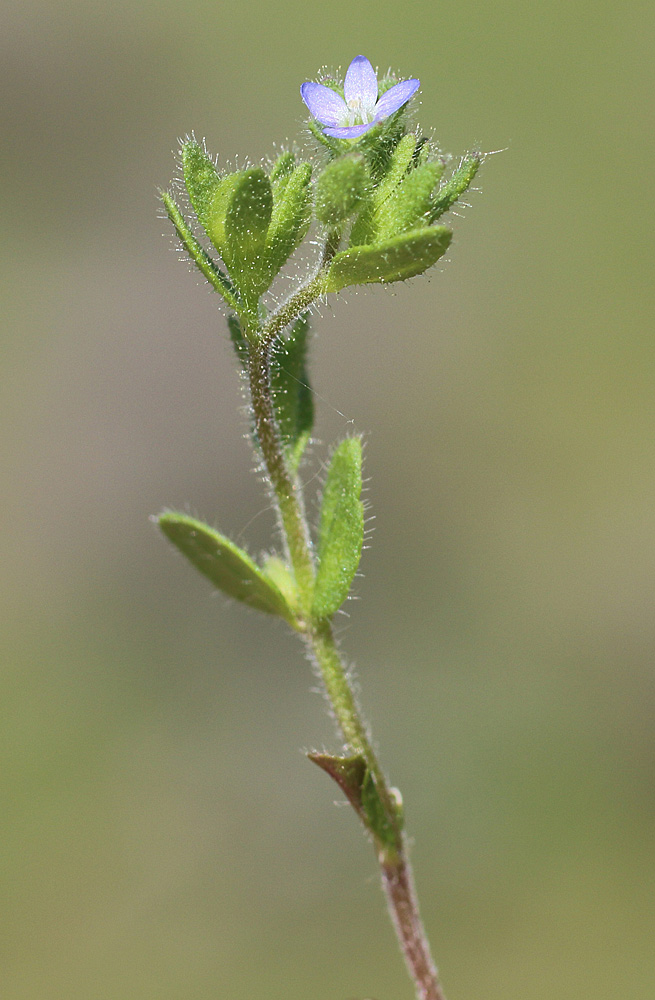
270;150;296;185
160;190;240;311
314;154;368;227
158;512;297;625
222;169;274;303
312;438;364;619
429;153;481;222
350;134;416;246
227;313;249;366
206;173;240;256
270;313;314;472
326;226;452;292
181;140;221;232
375;162;442;239
266;162;312;274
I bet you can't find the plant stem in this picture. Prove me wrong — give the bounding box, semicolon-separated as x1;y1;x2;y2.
246;267;446;1000
248;335;315;607
307;621;447;1000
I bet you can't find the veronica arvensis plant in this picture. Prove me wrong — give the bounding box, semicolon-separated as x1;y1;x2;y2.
156;54;485;1000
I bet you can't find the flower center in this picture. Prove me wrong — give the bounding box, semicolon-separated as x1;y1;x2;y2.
345;95;374;127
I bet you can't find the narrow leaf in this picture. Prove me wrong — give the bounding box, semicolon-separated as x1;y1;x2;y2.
159;512;296;624
160;190;240;311
312;438;364;619
270;313;314;472
429;153;481;222
326;226;452;292
227;313;249;366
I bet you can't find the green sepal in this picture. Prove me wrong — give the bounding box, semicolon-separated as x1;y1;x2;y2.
377;132;417;192
375;161;442;239
181;140;221;232
361;769;399;851
158;512;297;625
359;108;411;182
266;162;312;274
306;117;344;157
312;437;364;620
221;169;274;303
416;139;437;170
326;226;452;292
307;752;368;816
314;154;368;227
270;313;314;473
160;190;240;311
429;153;481;222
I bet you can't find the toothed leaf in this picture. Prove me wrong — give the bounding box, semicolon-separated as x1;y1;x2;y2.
313;437;364;619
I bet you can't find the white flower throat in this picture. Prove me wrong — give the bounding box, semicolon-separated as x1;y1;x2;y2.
345;94;375;126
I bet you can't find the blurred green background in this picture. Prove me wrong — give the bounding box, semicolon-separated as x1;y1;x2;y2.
2;0;654;997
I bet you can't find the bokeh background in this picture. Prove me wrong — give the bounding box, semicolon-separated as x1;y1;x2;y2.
2;1;654;997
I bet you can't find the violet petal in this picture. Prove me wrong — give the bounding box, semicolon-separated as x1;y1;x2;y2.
323;122;376;139
373;78;420;121
300;82;347;126
344;55;378;110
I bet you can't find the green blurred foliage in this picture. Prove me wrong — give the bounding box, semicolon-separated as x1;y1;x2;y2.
1;1;654;998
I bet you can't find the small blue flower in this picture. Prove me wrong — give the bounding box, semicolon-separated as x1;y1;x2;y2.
301;55;420;139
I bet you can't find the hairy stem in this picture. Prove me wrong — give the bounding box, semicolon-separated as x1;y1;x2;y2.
382;856;446;1000
246;259;446;1000
248;336;315;606
307;621;447;1000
